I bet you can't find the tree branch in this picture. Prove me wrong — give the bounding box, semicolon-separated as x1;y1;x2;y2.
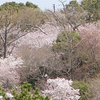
34;25;46;34
0;33;5;43
8;25;46;45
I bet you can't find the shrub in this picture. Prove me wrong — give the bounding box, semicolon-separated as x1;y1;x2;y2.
52;30;82;76
72;81;91;100
56;30;81;43
52;30;81;53
12;82;50;100
33;88;50;100
0;86;9;100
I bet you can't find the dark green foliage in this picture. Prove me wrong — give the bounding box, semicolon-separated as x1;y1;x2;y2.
67;0;82;11
0;2;19;10
52;42;64;52
52;31;81;52
12;82;32;100
20;82;32;91
56;31;67;43
73;31;81;42
12;82;50;100
33;88;50;100
56;31;80;44
0;1;38;11
0;86;10;100
72;81;91;100
18;3;25;8
26;2;38;9
81;0;100;21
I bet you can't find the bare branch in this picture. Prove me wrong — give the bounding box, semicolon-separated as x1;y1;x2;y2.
8;43;16;56
8;25;46;45
59;0;67;13
0;33;5;43
47;10;66;29
8;31;31;45
34;25;46;35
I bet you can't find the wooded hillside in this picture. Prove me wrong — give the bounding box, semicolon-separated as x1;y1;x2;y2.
0;0;100;100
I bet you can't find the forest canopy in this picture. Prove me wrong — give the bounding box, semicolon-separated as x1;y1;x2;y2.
0;1;39;11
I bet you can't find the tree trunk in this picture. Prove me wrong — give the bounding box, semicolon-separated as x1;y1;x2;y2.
4;29;7;58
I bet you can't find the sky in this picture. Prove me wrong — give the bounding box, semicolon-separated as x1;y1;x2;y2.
0;0;82;11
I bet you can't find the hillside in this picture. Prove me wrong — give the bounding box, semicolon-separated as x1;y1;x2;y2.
1;0;100;100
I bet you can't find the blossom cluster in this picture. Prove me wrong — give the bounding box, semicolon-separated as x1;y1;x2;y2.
0;55;23;69
42;78;80;100
0;55;23;86
11;24;60;56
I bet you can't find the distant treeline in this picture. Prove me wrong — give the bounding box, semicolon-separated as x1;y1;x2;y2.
0;1;39;11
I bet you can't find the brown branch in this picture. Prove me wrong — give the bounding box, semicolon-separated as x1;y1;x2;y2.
48;10;66;29
34;25;46;35
8;25;46;45
0;33;5;43
8;31;31;45
44;12;56;26
8;43;16;56
59;0;67;13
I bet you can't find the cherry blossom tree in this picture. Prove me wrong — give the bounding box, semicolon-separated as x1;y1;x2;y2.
42;78;80;100
0;55;23;87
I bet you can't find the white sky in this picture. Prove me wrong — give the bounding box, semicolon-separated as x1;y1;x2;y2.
0;0;82;11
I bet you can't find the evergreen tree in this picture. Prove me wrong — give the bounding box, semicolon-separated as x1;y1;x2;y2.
81;0;100;21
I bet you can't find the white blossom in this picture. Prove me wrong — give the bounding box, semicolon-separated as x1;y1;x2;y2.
0;96;3;100
42;78;80;100
0;55;23;85
6;93;14;99
0;55;23;69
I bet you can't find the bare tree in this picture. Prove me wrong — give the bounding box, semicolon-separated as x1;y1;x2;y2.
45;0;87;31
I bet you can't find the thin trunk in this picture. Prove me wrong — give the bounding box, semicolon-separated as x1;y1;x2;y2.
4;29;7;58
4;14;8;58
